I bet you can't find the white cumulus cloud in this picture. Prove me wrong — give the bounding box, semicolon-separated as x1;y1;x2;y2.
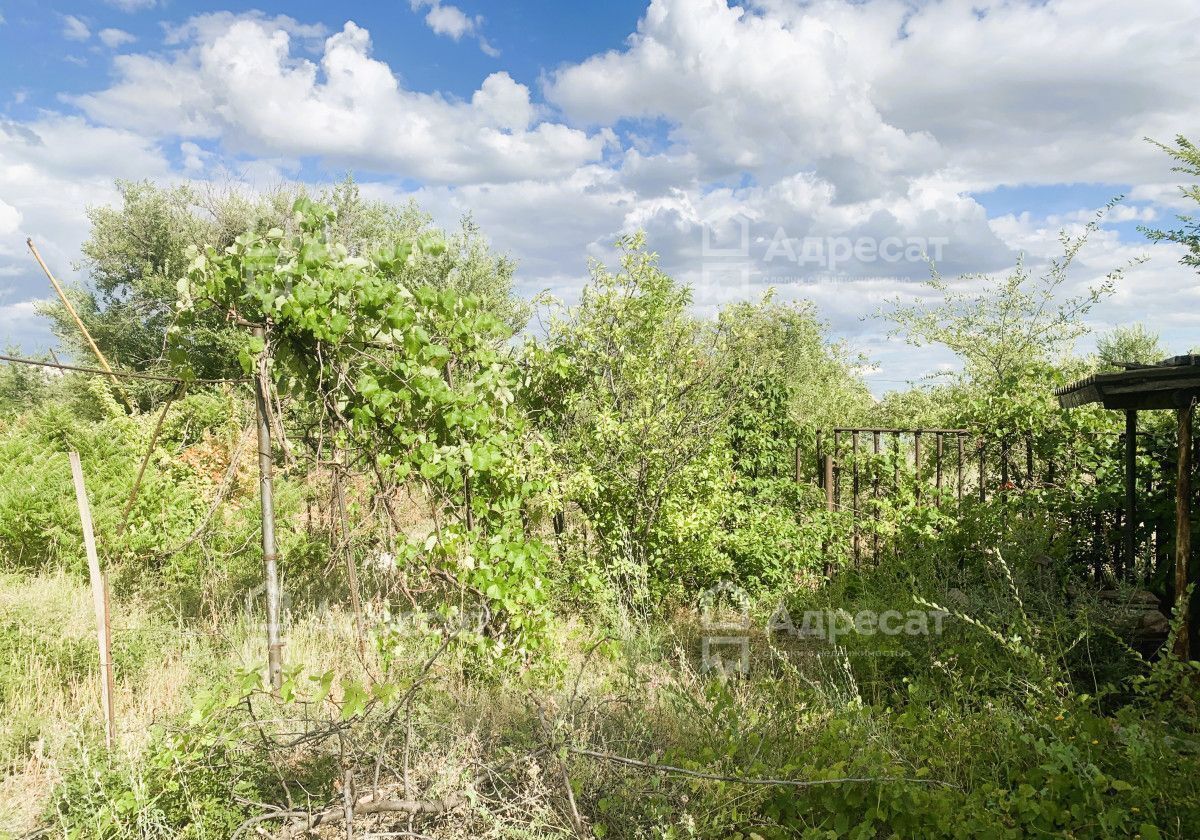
61;14;90;41
98;28;137;48
72;17;597;183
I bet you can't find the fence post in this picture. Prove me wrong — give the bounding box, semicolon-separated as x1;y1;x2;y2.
824;454;834;512
851;431;860;565
1124;410;1137;580
935;432;943;506
956;433;964;503
913;432;922;505
814;430;823;487
1174;401;1193;660
254;327;284;692
69;452;116;749
978;438;986;502
872;431;881;564
832;430;841;508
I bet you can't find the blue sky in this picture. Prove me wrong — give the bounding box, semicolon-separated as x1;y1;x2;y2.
1;0;1198;390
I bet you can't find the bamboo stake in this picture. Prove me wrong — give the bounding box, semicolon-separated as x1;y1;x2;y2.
117;385;183;537
27;238;133;410
69;452;116;749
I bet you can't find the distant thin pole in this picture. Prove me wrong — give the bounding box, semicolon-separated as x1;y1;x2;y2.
27;238;133;410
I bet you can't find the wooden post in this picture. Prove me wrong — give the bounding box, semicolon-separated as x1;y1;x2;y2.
1174;401;1192;660
978;439;986;502
254;327;284;691
1124;410;1137;580
872;431;881;564
333;465;367;660
892;432;900;495
832;430;841;508
913;432;922;504
824;454;834;512
814;431;823;486
935;432;944;506
69;452;116;749
1001;439;1010;488
851;431;860;565
956;433;964;503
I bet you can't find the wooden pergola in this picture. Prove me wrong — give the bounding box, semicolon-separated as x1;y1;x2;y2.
1056;354;1200;658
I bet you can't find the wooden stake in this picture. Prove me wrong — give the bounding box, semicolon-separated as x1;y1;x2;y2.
117;385;182;537
1174;401;1192;660
254;328;284;691
28;238;133;411
334;464;367;660
69;452;116;749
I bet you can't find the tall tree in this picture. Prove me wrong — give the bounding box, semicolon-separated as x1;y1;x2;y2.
39;177;526;384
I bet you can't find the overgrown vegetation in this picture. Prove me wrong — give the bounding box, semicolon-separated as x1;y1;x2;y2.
2;140;1199;838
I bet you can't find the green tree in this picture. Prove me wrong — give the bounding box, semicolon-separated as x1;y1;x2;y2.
180;198;550;659
715;296;869;587
527;235;735;606
1142;135;1200;271
40;177;526;386
880;209;1139;430
1095;323;1164;370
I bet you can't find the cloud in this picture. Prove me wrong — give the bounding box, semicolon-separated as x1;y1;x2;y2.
61;14;90;41
98;28;137;48
414;0;474;39
0;116;172;349
0;198;22;235
410;0;498;56
6;0;1200;384
104;0;158;11
73;17;597;183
